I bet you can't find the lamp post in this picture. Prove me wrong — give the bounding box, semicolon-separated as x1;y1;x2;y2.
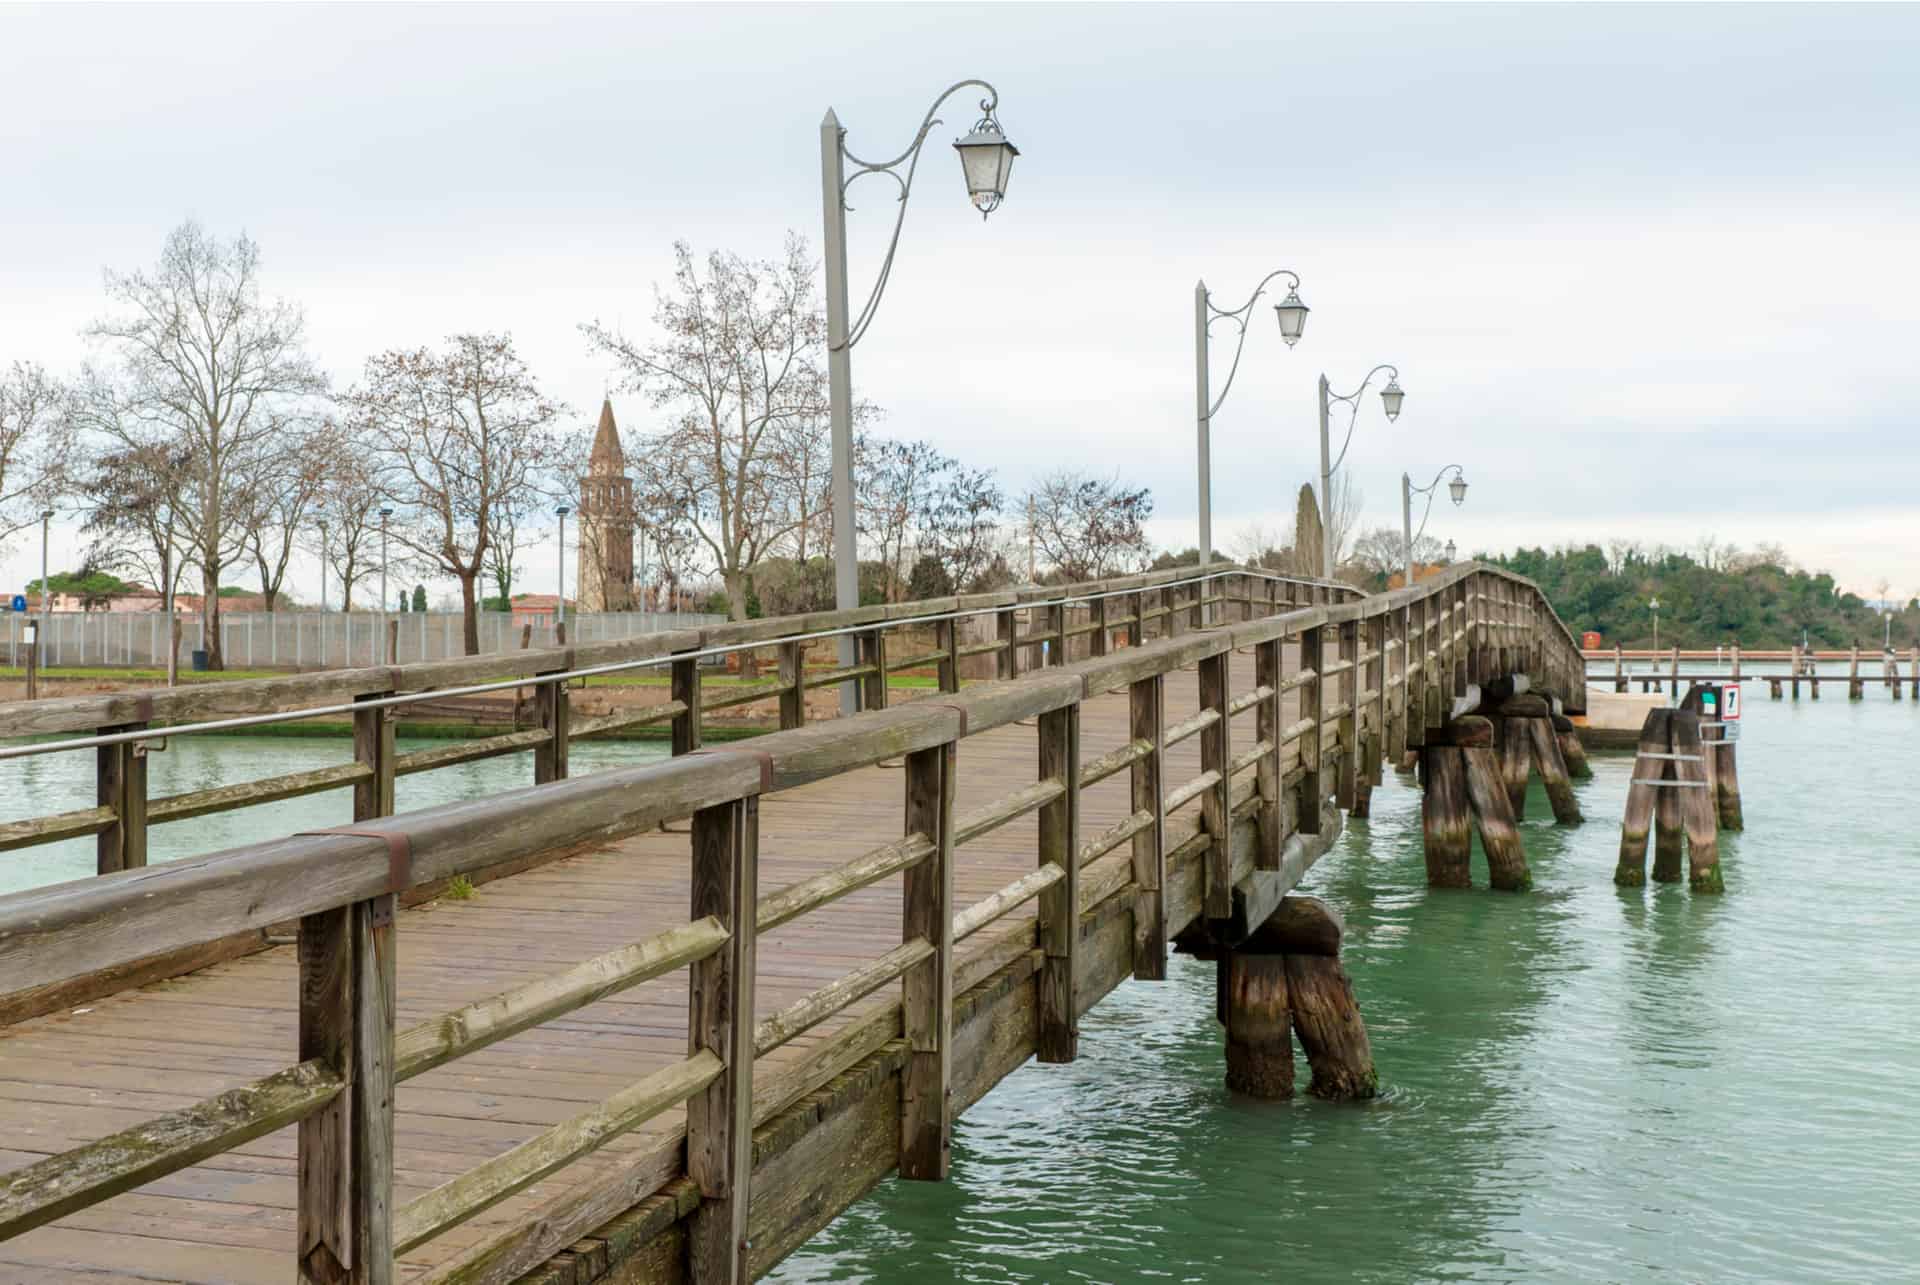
1649;595;1661;653
821;79;1017;714
1317;365;1405;578
38;508;53;629
555;505;570;630
379;507;394;662
1194;271;1310;593
1401;465;1467;589
317;519;330;613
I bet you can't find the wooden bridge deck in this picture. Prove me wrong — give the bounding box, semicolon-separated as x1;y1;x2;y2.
0;670;1230;1284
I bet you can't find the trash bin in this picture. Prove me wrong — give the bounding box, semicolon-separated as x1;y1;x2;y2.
190;649;209;672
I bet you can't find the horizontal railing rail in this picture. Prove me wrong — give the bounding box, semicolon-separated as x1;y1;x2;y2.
0;560;1586;1285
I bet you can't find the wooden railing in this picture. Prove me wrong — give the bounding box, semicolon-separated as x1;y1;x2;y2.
0;562;1584;1285
0;565;1348;870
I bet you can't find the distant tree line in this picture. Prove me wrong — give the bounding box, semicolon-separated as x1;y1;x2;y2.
1486;541;1919;650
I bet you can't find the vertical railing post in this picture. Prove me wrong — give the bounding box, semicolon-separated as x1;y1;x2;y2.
298;893;397;1285
1198;648;1233;917
1188;578;1204;631
1615;643;1626;693
1129;675;1167;980
1089;595;1109;658
1387;607;1409;762
1298;625;1325;834
1127;591;1144;649
672;652;702;756
353;692;395;822
996;607;1018;680
1044;601;1065;667
533;664;571;786
1254;638;1282;870
859;627;888;711
936;619;960;694
1335;619;1359;810
900;742;955;1180
96;723;149;874
1036;702;1080;1063
778;640;806;729
687;796;758;1283
1370;612;1389;778
1407;598;1428;747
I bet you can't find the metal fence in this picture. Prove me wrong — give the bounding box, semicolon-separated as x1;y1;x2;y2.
1;609;727;671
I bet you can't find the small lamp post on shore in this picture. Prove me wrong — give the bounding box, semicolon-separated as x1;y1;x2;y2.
379;507;394;662
1650;595;1661;653
556;505;571;631
1318;366;1405;578
1401;465;1467;588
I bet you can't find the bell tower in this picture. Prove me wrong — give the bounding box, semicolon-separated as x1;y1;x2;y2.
577;399;634;611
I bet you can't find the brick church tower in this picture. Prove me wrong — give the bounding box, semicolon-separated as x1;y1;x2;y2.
577;399;635;611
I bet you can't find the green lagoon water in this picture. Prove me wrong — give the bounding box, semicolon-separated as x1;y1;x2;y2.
773;677;1920;1284
3;673;1915;1282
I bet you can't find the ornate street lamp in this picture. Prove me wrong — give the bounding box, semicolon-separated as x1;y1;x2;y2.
1444;539;1457;564
1317;364;1405;578
1402;465;1468;587
820;79;1015;713
1193;269;1310;600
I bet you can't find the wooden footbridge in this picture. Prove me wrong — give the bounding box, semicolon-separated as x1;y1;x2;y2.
0;563;1586;1284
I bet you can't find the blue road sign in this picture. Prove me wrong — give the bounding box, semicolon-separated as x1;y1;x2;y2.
8;595;24;613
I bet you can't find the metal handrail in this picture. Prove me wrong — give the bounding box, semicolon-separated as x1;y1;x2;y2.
0;566;1346;763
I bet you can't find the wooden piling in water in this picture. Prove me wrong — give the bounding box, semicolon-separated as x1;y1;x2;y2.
1526;717;1583;825
1652;735;1685;884
1614;708;1669;886
1461;745;1530;891
1670;712;1723;893
1552;713;1592;779
1283;952;1378;1101
1849;643;1863;700
1223;952;1293;1099
1497;715;1532;820
1421;746;1473;888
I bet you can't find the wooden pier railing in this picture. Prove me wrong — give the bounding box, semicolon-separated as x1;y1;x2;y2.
0;562;1584;1285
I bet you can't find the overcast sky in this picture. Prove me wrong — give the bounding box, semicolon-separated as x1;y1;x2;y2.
4;2;1916;604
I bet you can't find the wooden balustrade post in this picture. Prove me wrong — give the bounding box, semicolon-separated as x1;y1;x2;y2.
297;895;396;1285
533;671;570;786
996;608;1018;679
858;628;888;711
900;743;955;1180
687;796;758;1284
1044;602;1066;667
95;723;149;875
1455;583;1471;697
1166;586;1184;638
935;620;960;695
1127;591;1144;648
672;654;702;755
1335;620;1359;811
1036;703;1080;1063
1371;612;1390;774
1089;595;1109;658
1129;675;1168;980
1254;638;1283;870
1198;650;1233;917
352;695;395;822
1387;607;1409;761
1407;599;1428;749
1189;578;1205;630
778;640;806;729
1298;625;1325;835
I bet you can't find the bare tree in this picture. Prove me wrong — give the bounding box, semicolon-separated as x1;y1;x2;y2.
239;422;335;611
859;439;955;602
1349;526;1446;584
81;222;326;668
313;435;385;612
1230;521;1290;571
920;462;1004;593
1025;469;1154;582
0;362;70;549
581;235;844;620
347;333;563;653
77;439;192;603
1325;472;1363;571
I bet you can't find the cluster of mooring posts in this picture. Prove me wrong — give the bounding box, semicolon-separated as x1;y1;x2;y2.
1613;683;1742;894
1591;643;1917;700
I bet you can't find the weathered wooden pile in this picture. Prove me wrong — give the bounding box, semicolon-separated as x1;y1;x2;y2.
1613;690;1738;894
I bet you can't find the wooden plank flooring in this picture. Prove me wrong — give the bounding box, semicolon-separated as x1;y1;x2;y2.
0;660;1295;1284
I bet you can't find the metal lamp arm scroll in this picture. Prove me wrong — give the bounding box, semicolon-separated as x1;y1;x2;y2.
832;79;1001;352
1324;363;1400;475
1203;268;1302;419
1406;463;1466;545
